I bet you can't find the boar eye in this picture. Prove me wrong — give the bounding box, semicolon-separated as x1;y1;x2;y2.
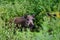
27;19;29;21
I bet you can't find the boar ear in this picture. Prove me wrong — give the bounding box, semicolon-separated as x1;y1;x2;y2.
24;13;29;18
32;14;35;17
24;15;27;18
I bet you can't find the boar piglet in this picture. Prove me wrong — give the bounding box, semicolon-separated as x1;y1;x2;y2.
13;14;35;31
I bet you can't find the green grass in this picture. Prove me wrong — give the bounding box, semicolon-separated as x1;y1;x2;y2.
0;0;60;40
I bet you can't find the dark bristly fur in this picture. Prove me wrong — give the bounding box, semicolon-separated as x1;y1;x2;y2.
9;14;36;33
